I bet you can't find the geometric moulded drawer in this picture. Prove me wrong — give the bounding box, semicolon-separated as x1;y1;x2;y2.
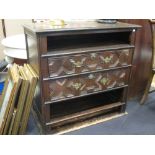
48;68;129;102
48;49;132;77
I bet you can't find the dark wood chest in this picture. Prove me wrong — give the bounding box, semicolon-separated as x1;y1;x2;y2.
24;21;140;134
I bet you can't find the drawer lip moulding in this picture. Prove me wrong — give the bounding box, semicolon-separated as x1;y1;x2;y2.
41;44;134;58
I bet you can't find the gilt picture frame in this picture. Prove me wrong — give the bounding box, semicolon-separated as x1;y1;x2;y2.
0;64;21;134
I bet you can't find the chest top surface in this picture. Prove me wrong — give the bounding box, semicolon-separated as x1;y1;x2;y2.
23;21;141;36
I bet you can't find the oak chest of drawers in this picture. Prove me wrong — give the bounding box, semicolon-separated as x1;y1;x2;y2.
24;21;140;134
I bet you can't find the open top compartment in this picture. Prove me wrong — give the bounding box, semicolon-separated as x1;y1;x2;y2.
47;32;131;51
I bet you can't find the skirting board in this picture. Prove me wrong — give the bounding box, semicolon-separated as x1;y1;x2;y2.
31;108;128;135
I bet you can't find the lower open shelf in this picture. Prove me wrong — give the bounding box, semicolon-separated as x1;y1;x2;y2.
46;88;126;131
47;102;124;127
31;88;127;134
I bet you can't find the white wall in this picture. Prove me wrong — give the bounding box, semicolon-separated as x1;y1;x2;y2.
4;19;32;36
0;20;4;60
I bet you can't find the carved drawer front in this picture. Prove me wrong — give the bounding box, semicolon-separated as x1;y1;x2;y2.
48;69;129;101
48;49;132;77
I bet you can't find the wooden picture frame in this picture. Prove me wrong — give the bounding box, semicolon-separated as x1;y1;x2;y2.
0;64;21;134
0;72;14;134
11;66;30;135
19;64;38;134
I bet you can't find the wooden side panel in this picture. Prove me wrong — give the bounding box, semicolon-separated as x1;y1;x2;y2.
25;32;50;131
25;33;43;118
26;35;39;75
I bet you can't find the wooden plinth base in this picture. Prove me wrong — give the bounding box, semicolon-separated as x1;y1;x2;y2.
31;108;127;135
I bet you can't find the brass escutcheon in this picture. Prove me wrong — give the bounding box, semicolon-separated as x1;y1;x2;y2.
88;74;95;79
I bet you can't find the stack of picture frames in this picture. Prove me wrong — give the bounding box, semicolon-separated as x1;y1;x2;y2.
0;63;38;135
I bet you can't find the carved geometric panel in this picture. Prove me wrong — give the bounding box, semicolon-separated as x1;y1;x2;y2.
49;69;129;101
48;49;132;77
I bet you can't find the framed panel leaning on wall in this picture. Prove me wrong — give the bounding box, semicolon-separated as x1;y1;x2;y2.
0;64;22;134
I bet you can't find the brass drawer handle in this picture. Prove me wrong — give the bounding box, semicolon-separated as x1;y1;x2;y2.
71;82;82;90
102;55;113;63
100;77;109;85
70;59;83;68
